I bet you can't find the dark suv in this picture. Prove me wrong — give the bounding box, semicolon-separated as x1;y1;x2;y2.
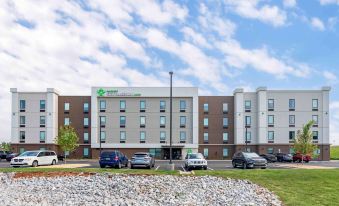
0;151;8;160
275;153;293;162
232;152;267;169
99;150;128;169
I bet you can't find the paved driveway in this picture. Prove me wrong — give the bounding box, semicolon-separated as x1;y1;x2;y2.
1;159;339;170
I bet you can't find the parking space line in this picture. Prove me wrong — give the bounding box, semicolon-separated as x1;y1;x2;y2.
181;165;186;172
155;166;160;170
207;167;214;170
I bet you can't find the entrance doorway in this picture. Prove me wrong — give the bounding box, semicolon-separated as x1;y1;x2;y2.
162;148;182;160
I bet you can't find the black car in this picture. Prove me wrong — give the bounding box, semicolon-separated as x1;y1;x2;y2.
232;152;267;169
57;155;65;161
0;151;8;160
260;154;277;163
6;153;18;162
275;153;293;162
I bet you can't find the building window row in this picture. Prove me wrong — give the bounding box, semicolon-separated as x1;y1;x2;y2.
203;103;229;113
98;99;187;113
242;99;319;112
64;102;90;113
203;132;229;144
203;117;229;128
19;100;46;112
19;115;46;127
18;131;45;143
99;131;187;144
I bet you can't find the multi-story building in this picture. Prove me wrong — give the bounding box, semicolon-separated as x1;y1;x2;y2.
10;86;331;160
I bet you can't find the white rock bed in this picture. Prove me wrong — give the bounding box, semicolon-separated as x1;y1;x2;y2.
0;173;281;206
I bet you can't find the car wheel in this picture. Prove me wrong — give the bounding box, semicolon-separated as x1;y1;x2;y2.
51;159;56;165
305;160;309;163
100;164;105;168
204;166;207;170
130;165;134;169
232;161;237;168
32;160;38;167
116;162;122;169
125;162;128;167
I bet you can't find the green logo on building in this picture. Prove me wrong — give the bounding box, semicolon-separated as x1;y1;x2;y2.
97;88;106;97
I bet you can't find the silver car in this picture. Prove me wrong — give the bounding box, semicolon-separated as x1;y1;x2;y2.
130;152;155;169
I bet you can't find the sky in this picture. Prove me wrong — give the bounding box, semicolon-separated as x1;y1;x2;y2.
0;0;338;144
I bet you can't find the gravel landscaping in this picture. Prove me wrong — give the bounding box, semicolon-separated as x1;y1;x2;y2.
0;172;281;206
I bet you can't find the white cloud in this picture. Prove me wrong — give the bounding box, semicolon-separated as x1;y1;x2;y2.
283;0;297;8
181;27;212;49
216;40;311;78
310;17;325;31
330;101;339;145
224;0;287;27
319;0;339;5
323;70;337;81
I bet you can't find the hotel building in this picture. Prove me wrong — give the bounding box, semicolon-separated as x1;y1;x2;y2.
10;86;330;160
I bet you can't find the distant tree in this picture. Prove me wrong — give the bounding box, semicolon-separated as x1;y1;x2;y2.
55;126;79;163
293;120;318;162
1;142;11;152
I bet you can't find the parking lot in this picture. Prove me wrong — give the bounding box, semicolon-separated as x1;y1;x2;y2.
1;159;339;170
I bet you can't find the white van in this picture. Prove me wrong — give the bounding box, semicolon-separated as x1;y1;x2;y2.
10;150;58;167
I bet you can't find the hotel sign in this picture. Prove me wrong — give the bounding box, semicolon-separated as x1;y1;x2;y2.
97;88;141;97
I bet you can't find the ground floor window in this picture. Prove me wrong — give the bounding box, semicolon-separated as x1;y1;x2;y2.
245;147;251;152
203;148;208;158
39;148;46;151
223;148;228;157
65;151;70;157
19;148;25;154
314;148;321;156
267;148;274;154
289;148;295;154
149;148;162;159
83;148;89;158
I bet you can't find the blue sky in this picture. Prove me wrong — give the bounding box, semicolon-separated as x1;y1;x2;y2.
0;0;339;143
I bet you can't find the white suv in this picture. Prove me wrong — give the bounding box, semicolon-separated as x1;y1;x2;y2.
185;153;208;171
11;150;58;167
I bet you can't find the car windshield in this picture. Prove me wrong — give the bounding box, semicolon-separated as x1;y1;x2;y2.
134;154;147;157
243;153;260;158
101;152;116;157
188;153;204;159
19;151;39;157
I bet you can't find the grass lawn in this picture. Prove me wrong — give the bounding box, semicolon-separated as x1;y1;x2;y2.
330;146;339;160
1;168;338;206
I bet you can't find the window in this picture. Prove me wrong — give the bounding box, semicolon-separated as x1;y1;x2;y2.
120;100;126;111
245;100;251;111
312;99;318;110
289;99;295;110
19;116;25;127
84;103;89;113
19;131;25;143
140;131;146;143
20;100;26;111
40;148;46;151
100;131;106;143
84;117;89;127
203;118;208;127
245;116;251;127
180;131;186;143
268;99;274;110
203;103;208;112
312;115;319;125
203;132;208;143
40;131;46;143
64;102;70;111
120;131;126;143
140;100;146;112
180;116;186;128
223;148;228;157
289;131;295;141
268;115;274;126
223;132;228;143
289;115;295;126
314;148;321;155
246;147;251;152
40;116;46;127
223;117;228;128
160;116;166;128
64;118;70;125
223;103;228;113
268;131;274;141
160;131;166;143
289;148;295;154
40;100;46;111
246;132;251;141
160;100;166;111
312;131;318;140
19;148;25;154
83;148;89;158
267;148;274;154
120;116;126;128
180;100;186;112
203;148;208;158
99;100;106;111
140;116;146;128
100;116;106;127
84;132;89;144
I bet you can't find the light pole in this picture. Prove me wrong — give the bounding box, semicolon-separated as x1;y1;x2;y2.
169;71;173;165
245;125;248;152
99;116;102;156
